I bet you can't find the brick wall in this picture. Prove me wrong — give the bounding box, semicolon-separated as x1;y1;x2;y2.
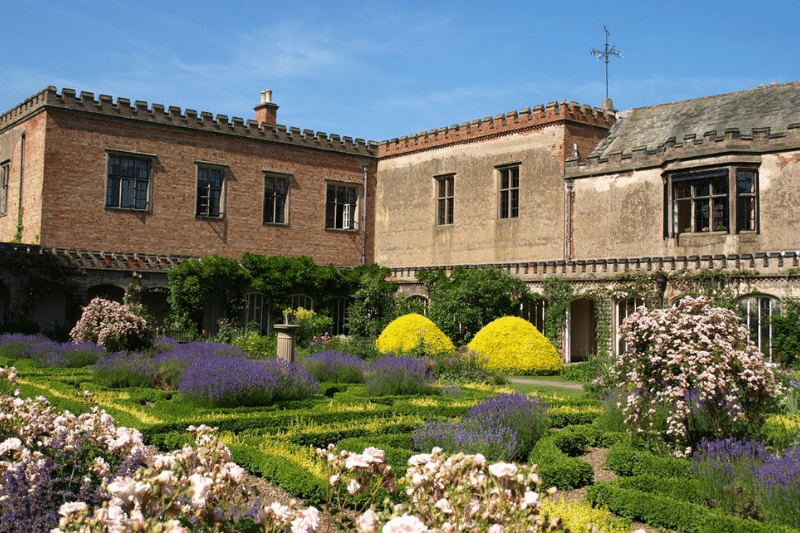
38;108;376;267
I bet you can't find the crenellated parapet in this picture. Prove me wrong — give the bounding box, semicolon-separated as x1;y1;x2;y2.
566;123;800;178
378;100;616;158
1;86;377;157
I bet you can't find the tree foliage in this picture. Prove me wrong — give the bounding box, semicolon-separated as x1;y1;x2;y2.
417;267;531;346
344;266;397;338
771;299;800;368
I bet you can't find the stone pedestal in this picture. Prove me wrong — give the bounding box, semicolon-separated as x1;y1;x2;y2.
273;324;300;363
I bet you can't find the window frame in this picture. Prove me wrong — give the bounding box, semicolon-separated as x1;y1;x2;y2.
195;162;227;219
104;150;155;212
664;165;759;237
737;294;780;362
325;181;359;231
616;297;645;356
0;161;9;217
497;164;520;219
263;172;291;226
435;174;454;225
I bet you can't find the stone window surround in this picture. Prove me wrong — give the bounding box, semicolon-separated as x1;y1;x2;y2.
435;173;454;226
663;155;760;239
0;160;9;217
496;162;521;219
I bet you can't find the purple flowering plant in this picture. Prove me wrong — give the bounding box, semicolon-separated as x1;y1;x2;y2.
603;296;777;454
693;437;800;528
302;350;366;383
363;356;436;397
414;393;549;462
179;356;318;408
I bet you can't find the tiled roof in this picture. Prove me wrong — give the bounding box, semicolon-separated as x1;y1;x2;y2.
591;81;800;159
47;248;196;272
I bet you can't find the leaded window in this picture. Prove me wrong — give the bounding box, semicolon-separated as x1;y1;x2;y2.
196;166;224;218
264;174;289;224
436;175;454;225
106;154;151;211
326;183;358;230
499;166;519;219
0;162;8;217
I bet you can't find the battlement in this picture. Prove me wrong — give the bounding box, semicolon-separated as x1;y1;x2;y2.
378;100;616;158
565;124;800;178
1;87;377;157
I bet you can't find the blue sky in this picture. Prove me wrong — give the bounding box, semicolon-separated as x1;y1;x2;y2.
2;1;799;142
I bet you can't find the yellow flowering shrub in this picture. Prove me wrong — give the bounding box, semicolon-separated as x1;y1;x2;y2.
541;498;631;533
467;316;562;375
376;313;455;356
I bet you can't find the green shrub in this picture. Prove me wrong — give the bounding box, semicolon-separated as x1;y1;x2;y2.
467;316;562;375
605;440;692;479
560;361;593;383
376;313;455;357
547;404;602;427
528;437;594;490
552;425;593;457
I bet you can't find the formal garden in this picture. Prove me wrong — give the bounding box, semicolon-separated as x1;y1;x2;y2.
1;258;800;532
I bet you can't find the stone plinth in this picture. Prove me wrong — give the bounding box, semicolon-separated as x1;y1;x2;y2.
273;324;300;363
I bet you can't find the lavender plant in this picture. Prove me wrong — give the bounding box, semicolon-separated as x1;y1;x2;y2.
179;356;318;407
603;296;777;454
414;393;549;462
302;350;366;383
0;367;147;533
693;438;800;528
363;356;436;396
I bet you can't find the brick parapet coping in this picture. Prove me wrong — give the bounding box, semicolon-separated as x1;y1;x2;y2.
566;124;800;178
377;100;616;159
0;87;377;157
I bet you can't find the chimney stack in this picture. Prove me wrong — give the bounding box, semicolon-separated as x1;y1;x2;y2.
255;89;279;125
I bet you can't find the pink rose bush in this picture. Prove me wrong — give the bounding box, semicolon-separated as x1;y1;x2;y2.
605;296;777;454
70;297;153;352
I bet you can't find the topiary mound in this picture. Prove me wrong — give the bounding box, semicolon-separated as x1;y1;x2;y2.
468;316;562;375
376;313;455;357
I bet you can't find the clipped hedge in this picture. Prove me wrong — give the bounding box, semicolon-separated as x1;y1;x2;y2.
547;404;602;427
604;441;692;479
376;313;455;356
586;482;800;533
468;316;562;375
528;435;594;490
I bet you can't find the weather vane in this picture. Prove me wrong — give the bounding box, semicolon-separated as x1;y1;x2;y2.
591;26;623;101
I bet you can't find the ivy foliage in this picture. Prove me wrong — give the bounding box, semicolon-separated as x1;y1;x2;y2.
772;299;800;368
345;266;397;338
417;266;532;346
166;254;389;337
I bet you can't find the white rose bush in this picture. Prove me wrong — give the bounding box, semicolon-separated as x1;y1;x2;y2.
1;365;564;533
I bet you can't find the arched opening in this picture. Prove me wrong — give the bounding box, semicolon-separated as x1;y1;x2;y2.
32;283;67;335
567;298;596;363
288;294;314;311
243;292;270;334
87;284;125;303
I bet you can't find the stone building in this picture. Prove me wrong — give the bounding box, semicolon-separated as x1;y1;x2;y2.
2;81;800;360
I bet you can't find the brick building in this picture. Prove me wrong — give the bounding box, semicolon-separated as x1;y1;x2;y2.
2;81;800;359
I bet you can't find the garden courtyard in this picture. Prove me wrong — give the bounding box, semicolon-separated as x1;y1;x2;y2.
1;279;799;532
